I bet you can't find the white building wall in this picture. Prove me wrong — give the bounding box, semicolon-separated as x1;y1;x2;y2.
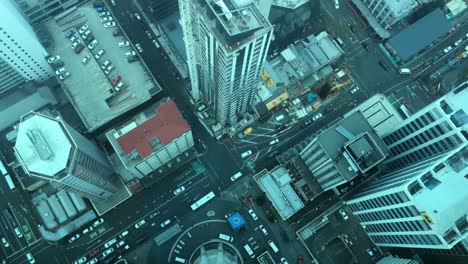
0;0;53;93
347;146;468;249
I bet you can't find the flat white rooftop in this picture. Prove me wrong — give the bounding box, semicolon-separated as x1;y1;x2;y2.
15;112;72;177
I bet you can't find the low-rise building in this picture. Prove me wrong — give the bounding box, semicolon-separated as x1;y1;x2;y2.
106;98;194;178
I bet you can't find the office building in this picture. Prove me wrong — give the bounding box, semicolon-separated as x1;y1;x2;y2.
9;0;79;24
300;111;388;192
269;0;312;41
346;84;468;249
179;0;274;126
346;145;467;249
106;99;194;178
353;0;419;30
14;112;119;200
0;0;53;94
381;84;468;170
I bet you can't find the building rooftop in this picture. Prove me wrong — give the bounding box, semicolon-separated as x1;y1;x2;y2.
317;112;388;180
272;0;309;9
192;0;272;47
387;8;452;60
0;86;57;132
384;0;419;17
269;31;343;86
113;99;190;160
43;2;161;132
344;94;403;137
255;167;304;220
15;112;72;178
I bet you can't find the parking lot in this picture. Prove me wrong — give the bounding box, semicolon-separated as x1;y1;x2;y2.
43;2;160;132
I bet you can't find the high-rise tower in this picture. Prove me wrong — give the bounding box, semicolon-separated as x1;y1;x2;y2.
179;0;273;126
14;112;119;200
0;0;53;94
346;84;468;249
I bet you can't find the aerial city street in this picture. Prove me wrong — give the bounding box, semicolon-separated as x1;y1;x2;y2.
0;0;467;264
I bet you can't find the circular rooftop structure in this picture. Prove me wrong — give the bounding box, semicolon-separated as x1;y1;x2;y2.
191;240;243;264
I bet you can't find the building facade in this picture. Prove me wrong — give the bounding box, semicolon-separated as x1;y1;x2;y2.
107;99;194;178
14;112;119;200
346;145;467;249
9;0;79;24
179;0;274;126
357;0;419;29
0;0;53;94
381;84;468;170
346;84;468;249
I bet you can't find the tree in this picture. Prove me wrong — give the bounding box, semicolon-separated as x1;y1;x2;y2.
255;194;267;206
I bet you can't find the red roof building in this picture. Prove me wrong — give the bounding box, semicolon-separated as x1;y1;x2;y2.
107;98;194;177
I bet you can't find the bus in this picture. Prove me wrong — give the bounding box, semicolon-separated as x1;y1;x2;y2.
399;105;412;119
191;191;215;211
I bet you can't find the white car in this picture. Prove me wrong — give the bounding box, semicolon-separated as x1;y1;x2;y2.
454;39;463;46
104;22;116;28
101;60;111;69
259;225;268;235
173;186;186;195
248;209;258;221
280;258;289;264
339;209;349;220
312;113;323;121
68;233;80;243
104;65;115;75
55;67;67;76
119;230;129;239
152;39;160;48
94;49;105;59
444;46;453;53
100;16;113;23
81;29;91;38
74;256;87;264
1;237;9;247
124;244;130;250
82;226;93;234
134;13;141;20
241;150;253;159
87;39;98;50
99;11;111;17
102;248;114;258
135;43;143;53
47;55;60;64
350;86;360;94
125;50;137;57
87;258;98;264
335;0;340;9
160;219;171;228
269;139;279;145
118;41;130;48
92;218;104;227
116;240;125;248
134;219;146;229
81;54;91;64
26;253;35;264
71;41;81;49
104;238;117;248
78;24;89;34
145;30;153;39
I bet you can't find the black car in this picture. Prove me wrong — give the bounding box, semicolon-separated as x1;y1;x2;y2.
84;36;94;45
378;60;390;71
349;24;356;32
324;106;334;114
267;150;280;159
302;119;312;128
361;42;369;51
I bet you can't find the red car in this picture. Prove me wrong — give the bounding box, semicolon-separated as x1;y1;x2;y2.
111;76;121;86
297;255;303;264
246;194;254;203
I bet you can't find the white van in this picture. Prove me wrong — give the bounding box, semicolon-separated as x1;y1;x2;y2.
219;233;233;242
399;68;411;74
174;257;186;263
268;240;279;253
274;114;285;122
244;244;255;258
230;172;243;182
335;37;344;46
